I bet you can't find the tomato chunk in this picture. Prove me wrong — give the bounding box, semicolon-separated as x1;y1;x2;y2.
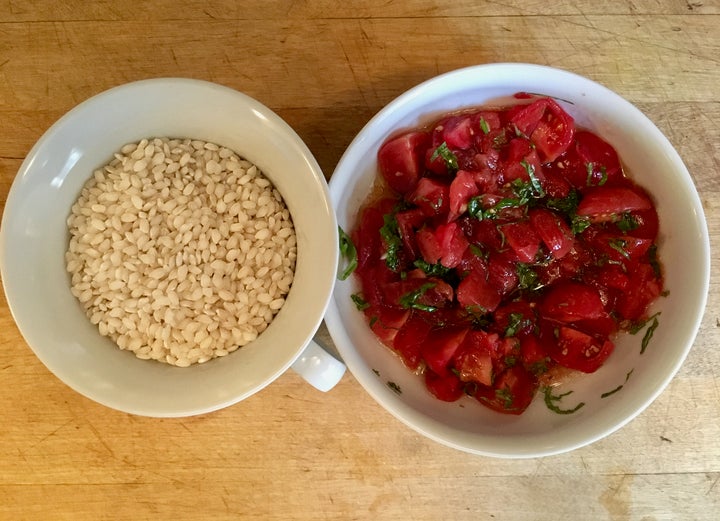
474;365;538;414
545;325;615;373
540;281;606;323
378;131;431;194
576;186;652;218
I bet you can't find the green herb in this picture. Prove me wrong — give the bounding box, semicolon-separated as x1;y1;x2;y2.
516;263;542;291
496;388;515;409
648;244;662;278
641;315;660;354
492;130;509;149
479;117;491;135
469;243;488;260
542;387;585;414
387;381;402;394
585;162;608;186
372;369;380;377
628;312;661;334
504;355;518;367
615;212;640;233
601;369;634;398
529;358;550;376
338;226;358;280
351;293;370;311
369;316;378;328
571;215;591;235
379;213;402;271
512;124;528;139
504;312;531;337
546;189;580;217
413;259;451;278
430;142;459;172
399;282;438;312
467;195;524;220
519;161;545;198
608;238;630;259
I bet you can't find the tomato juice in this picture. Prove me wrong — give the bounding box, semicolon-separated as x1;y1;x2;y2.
346;95;664;415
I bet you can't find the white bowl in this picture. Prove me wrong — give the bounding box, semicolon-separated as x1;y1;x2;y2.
325;63;710;457
0;78;339;417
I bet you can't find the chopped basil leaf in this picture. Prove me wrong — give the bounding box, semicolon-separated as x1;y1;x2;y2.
648;244;662;278
430;142;459;172
546;189;580;217
379;213;402;271
571;215;591;235
414;259;451;278
519;161;545;198
542;387;585;414
399;282;437;312
615;212;639;233
368;316;378;328
496;388;514;409
338;226;358;280
387;381;402;394
628;312;661;334
504;312;530;337
479;117;491;135
492;130;509;149
641;315;660;354
516;263;542;291
351;293;370;311
608;238;630;259
585;162;608;187
601;369;634;398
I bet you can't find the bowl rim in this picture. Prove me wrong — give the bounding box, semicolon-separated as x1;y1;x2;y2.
325;62;711;457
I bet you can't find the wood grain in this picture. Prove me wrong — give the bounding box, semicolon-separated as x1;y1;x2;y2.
1;2;719;520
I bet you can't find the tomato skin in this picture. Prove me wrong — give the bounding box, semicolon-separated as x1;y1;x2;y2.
456;267;502;314
422;327;470;377
425;369;465;402
416;222;469;268
474;365;538;415
529;208;574;259
576;186;652;218
408;177;449;218
378;131;431;194
448;169;479;222
499;221;541;263
540;281;606;323
544;324;615;373
393;315;433;370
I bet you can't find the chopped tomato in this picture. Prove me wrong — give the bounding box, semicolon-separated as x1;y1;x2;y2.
416;222;469;268
576;186;653;218
407;177;449;218
544;324;615;373
425;369;465;402
378;131;431;194
393;315;433;370
352;96;663;416
456;267;502;314
499;221;541;263
474;365;538;414
422;327;470;377
529;208;574;259
540;281;606;323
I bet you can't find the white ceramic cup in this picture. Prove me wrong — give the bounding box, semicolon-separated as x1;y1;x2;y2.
0;78;345;417
325;63;710;457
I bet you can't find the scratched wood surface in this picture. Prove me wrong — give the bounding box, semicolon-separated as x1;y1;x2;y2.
1;1;719;520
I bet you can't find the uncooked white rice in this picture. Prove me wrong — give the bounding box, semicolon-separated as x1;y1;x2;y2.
65;137;296;367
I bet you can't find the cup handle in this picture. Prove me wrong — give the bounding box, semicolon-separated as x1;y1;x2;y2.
291;338;346;392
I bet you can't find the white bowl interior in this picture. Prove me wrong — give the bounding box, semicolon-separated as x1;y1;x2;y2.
0;78;337;417
326;63;710;457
